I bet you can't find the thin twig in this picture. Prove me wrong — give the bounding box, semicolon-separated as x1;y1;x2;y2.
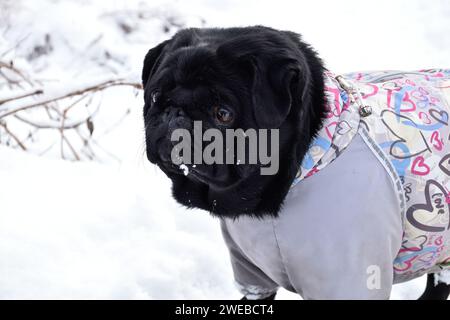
74;127;95;160
61;133;80;161
0;60;33;86
44;105;58;121
0;59;141;162
0;69;26;89
13;113;94;130
90;138;122;163
0;34;31;59
60;103;68;159
97;108;131;138
0;123;27;150
12;93;94;130
38;140;58;156
0;80;141;120
0;89;43;105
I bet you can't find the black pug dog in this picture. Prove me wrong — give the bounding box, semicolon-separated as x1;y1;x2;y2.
142;26;450;300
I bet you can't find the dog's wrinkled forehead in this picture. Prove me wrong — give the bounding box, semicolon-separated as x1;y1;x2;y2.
147;32;223;84
157;56;225;116
147;43;227;102
168;47;217;83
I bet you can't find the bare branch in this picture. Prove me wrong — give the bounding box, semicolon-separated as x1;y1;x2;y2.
97;108;131;138
13;113;96;130
0;57;141;162
0;79;142;120
0;33;31;59
61;133;80;161
0;122;27;150
0;60;34;86
0;89;43;106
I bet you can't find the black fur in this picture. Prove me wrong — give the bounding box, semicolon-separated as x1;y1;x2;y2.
142;26;326;219
419;273;450;300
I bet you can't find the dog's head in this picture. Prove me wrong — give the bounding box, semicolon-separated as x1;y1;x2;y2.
142;26;325;217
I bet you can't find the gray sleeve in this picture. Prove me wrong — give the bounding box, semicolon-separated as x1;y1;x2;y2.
220;220;279;299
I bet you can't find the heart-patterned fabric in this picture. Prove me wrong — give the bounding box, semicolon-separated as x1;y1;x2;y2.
292;73;361;182
293;69;450;281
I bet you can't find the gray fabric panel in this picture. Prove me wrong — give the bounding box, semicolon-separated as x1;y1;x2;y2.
221;134;403;299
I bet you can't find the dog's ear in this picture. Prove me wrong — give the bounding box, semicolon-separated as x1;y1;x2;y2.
142;40;170;88
215;28;313;128
250;57;308;128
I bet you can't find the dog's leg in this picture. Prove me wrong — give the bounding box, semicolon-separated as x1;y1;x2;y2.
418;272;450;300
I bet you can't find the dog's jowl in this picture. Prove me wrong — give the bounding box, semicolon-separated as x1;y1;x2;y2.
142;26;450;299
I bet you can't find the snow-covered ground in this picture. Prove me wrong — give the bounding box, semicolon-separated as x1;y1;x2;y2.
0;0;449;299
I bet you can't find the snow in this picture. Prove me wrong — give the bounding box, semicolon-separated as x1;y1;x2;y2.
435;270;450;286
235;282;277;300
0;144;236;299
179;164;189;176
0;0;449;299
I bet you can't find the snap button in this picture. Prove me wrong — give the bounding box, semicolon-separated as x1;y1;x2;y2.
359;105;372;117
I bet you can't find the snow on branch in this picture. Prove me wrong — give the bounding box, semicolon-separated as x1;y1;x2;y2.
0;59;142;161
0;79;141;119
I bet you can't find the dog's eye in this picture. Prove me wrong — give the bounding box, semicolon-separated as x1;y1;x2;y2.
213;106;234;125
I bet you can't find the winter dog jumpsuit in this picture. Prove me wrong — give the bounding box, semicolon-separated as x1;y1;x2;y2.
221;69;450;299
